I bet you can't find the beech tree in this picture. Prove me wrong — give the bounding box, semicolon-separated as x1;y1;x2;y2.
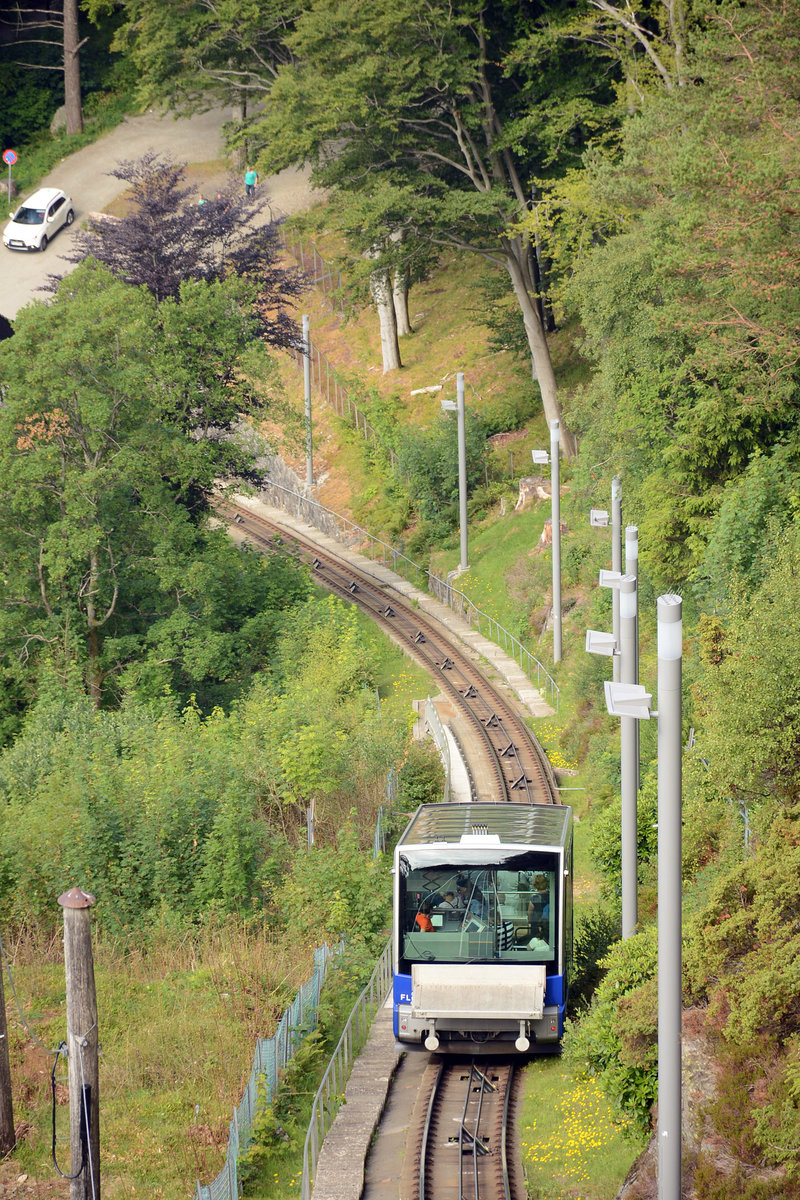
100;0;302;126
1;0;86;133
0;262;289;708
246;0;616;454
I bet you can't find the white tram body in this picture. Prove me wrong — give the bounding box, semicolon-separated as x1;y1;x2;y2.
393;802;573;1054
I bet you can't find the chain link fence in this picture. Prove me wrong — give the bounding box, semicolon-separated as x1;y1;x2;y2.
194;943;337;1200
301;939;393;1200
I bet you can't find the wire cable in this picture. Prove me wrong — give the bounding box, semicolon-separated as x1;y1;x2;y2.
51;1042;82;1180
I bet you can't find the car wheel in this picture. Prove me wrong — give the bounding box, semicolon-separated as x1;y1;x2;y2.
40;235;48;252
66;209;74;226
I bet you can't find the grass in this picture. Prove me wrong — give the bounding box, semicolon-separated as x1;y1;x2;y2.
519;1057;647;1200
6;919;319;1198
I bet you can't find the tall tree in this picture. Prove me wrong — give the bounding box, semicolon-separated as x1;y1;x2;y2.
102;0;302;126
245;0;616;455
0;262;286;707
561;0;800;583
0;0;87;133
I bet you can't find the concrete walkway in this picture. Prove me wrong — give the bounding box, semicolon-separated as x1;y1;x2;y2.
234;493;556;722
310;1001;401;1200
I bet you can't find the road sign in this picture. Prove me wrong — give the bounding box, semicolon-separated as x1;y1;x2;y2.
2;150;17;166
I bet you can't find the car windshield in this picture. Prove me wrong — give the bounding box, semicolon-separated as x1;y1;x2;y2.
399;860;558;969
14;206;46;225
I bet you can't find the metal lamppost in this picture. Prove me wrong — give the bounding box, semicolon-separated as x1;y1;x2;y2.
626;525;640;788
588;568;639;937
532;420;562;664
441;372;468;574
605;595;684;1200
611;476;622;681
302;314;313;489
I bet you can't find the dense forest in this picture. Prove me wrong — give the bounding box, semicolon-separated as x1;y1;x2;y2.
2;1;800;1197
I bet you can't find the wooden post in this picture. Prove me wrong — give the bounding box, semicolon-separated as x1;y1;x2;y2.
0;951;14;1155
58;889;99;1200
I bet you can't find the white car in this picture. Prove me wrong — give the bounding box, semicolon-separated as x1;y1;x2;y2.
3;187;74;252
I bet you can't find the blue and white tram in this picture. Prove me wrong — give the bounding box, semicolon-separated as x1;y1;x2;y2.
393;802;573;1055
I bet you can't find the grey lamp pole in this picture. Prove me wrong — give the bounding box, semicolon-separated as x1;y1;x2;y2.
442;374;469;573
303;314;313;489
626;526;640;788
603;594;684;1198
457;373;468;574
657;594;683;1200
611;476;622;681
551;420;562;664
619;572;638;939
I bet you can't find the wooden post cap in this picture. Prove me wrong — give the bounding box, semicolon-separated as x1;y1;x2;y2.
57;888;95;909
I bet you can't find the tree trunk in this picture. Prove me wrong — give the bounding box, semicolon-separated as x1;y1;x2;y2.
86;549;102;708
63;0;83;135
503;244;577;456
0;961;14;1156
393;270;413;336
370;269;402;372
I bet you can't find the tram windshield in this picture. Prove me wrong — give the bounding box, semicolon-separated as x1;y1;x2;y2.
399;857;559;971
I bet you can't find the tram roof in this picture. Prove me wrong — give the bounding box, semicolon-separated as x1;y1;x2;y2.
396;803;571;857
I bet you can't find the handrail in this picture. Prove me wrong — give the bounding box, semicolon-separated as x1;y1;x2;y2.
301;939;393;1199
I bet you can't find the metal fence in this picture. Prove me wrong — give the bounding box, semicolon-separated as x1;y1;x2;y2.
258;478;560;710
301;939;394;1200
426;572;560;710
286;337;397;468
195;943;336;1200
278;220;344;310
276;216;396;465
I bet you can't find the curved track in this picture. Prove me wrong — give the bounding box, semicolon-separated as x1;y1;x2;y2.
222;501;558;806
414;1059;522;1200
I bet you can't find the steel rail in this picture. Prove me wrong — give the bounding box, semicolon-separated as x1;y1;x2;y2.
415;1060;516;1200
222;501;558;805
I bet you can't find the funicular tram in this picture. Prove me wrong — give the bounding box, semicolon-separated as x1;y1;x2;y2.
393;803;573;1054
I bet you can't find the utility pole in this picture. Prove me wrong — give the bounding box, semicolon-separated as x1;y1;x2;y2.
611;476;622;681
619;572;639;938
550;420;562;664
441;373;468;574
303;314;313;490
59;888;100;1200
657;595;683;1200
0;947;14;1155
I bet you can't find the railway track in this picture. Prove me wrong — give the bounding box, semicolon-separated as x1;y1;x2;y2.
221;500;558;806
413;1059;522;1200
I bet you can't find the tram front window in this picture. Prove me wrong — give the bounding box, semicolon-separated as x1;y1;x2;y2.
400;861;558;970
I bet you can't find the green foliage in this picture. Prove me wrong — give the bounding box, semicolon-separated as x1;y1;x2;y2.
694;519;800;806
566;927;658;1132
0;262;290;722
393;412;488;535
275;824;391;953
569;903;621;1014
590;767;659;894
563;0;800;585
0;592;411;938
696;446;800;606
396;740;445;810
684;800;800;1045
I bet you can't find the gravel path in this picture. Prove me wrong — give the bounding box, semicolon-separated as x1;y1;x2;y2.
2;106;320;321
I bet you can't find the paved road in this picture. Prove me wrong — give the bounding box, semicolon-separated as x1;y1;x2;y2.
2;106;319;321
